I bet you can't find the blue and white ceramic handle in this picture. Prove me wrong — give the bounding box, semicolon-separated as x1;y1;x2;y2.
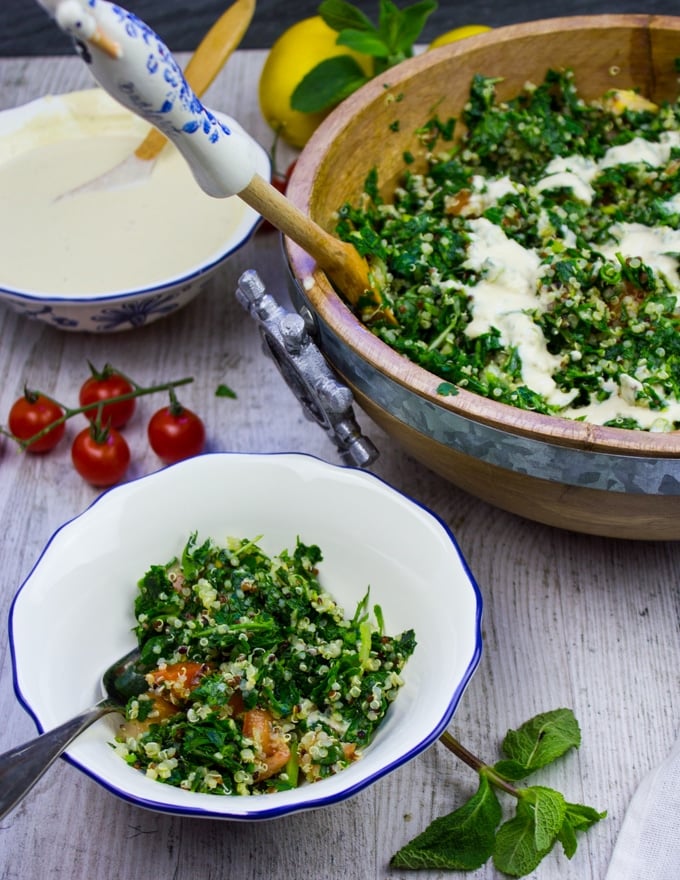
36;0;382;310
36;0;258;197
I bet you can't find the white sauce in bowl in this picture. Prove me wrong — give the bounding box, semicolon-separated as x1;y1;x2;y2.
0;90;263;296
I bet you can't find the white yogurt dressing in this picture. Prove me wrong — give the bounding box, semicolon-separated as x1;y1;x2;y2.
531;133;680;206
462;217;577;406
560;392;680;429
533;155;598;204
598;223;680;291
0;90;256;295
459;132;680;423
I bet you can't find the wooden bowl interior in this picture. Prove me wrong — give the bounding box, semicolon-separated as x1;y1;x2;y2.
305;15;680;229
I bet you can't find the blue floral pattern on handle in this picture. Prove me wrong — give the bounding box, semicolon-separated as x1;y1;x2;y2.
85;2;232;145
46;0;259;198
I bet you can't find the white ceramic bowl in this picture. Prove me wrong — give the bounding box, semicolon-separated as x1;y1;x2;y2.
0;90;269;332
9;452;482;820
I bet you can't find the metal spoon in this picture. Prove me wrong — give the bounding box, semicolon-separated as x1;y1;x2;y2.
37;0;385;312
60;0;256;198
0;646;145;820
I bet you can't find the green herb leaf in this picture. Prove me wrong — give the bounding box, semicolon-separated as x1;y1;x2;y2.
336;28;391;57
319;0;375;32
298;0;437;114
391;773;502;870
523;785;567;852
493;795;557;877
437;381;459;396
291;55;371;113
557;802;607;859
564;800;608;832
215;383;237;399
391;707;604;876
380;0;438;55
557;813;579;859
500;708;581;774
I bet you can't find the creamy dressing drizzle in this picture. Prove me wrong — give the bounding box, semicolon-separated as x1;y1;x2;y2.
461;133;680;424
462;218;576;406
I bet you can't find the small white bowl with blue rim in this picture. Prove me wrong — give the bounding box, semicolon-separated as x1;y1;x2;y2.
9;452;482;820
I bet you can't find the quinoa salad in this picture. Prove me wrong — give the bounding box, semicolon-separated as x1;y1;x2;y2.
112;533;415;796
337;68;680;431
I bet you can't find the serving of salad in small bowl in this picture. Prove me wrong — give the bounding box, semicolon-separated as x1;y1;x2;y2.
9;452;482;820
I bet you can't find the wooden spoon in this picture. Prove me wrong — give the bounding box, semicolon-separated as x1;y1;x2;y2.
45;0;386;312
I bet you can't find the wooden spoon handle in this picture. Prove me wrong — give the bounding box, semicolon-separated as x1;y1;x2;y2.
241;173;374;307
56;1;389;316
134;0;256;161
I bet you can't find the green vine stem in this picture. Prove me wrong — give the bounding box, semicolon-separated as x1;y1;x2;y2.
439;730;520;797
0;374;194;451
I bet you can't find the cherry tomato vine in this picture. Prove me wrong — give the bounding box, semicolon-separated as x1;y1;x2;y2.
0;363;209;487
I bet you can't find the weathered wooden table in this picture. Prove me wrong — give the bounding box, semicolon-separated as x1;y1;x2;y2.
0;50;678;880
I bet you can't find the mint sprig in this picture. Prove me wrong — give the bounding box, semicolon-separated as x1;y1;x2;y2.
391;708;606;876
291;0;437;114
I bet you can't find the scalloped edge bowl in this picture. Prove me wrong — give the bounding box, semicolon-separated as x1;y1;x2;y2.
9;452;482;820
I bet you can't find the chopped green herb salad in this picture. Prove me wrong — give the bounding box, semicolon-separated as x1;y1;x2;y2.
113;533;415;795
337;68;680;430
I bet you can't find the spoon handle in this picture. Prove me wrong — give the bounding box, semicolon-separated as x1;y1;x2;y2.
134;0;256;161
38;0;381;309
242;174;374;302
40;0;258;196
0;703;118;820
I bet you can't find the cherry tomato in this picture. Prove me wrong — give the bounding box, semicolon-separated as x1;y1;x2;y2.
8;392;66;453
71;425;130;486
79;366;136;428
148;400;205;464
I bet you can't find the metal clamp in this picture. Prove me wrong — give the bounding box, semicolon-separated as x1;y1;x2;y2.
236;269;378;468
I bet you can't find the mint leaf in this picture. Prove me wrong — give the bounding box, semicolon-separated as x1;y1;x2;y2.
215;383;237;398
381;0;437;54
493;796;556;877
319;0;375;32
392;710;604;876
557;816;578;859
291;56;370;113
291;0;437;118
523;786;567;852
558;802;606;859
501;708;581;773
336;28;391;57
564;800;607;832
391;774;502;870
492;758;534;782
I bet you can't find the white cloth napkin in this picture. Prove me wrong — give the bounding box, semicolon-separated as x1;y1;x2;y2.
606;734;680;880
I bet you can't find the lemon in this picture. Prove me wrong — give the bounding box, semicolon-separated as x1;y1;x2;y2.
428;24;492;49
259;16;371;149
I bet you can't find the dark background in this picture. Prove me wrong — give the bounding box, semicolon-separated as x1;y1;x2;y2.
2;1;679;57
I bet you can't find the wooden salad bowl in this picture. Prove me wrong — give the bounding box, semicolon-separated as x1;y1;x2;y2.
284;15;680;540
